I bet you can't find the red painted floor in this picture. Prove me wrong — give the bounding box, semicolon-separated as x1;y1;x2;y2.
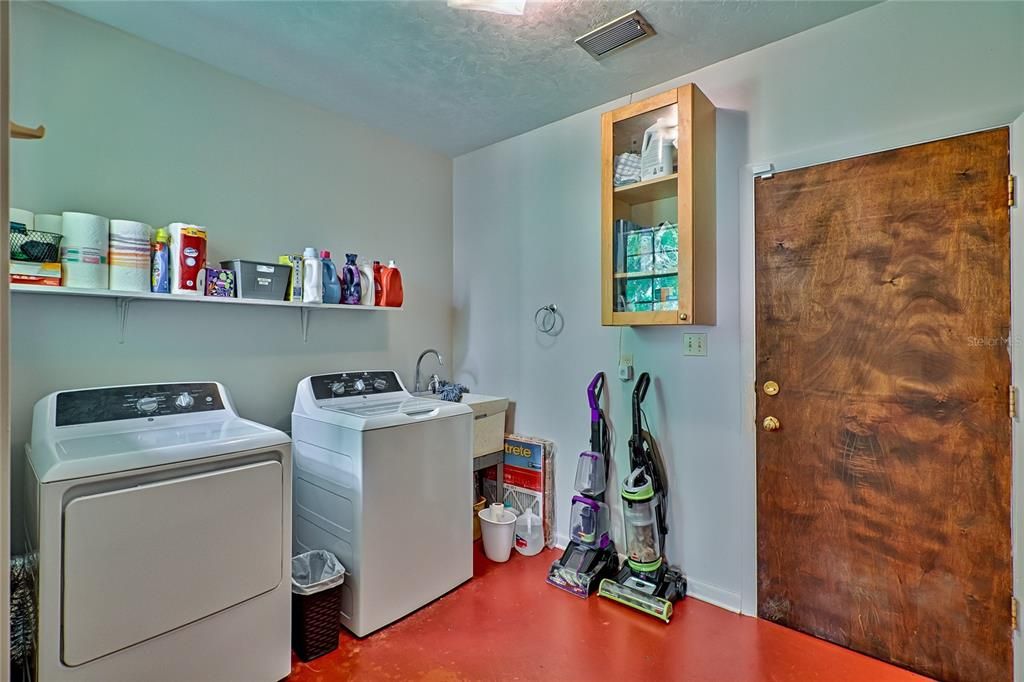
289;544;928;682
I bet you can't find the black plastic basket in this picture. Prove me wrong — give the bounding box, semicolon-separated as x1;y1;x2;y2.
291;583;343;662
10;228;63;263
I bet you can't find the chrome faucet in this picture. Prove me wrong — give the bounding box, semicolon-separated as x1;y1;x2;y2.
414;349;444;393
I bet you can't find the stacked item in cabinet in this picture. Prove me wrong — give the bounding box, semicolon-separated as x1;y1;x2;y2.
613;219;678;312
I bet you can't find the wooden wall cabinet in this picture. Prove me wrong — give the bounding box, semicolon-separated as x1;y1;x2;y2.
601;84;716;326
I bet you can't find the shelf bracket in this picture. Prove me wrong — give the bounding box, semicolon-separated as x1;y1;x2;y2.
299;308;310;343
115;297;133;344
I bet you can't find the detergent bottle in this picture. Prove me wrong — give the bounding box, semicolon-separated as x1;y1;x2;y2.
640;117;678;181
150;227;170;294
320;251;341;304
515;507;544;556
358;260;375;306
372;261;384;306
381;259;404;307
341;253;362;305
302;247;322;303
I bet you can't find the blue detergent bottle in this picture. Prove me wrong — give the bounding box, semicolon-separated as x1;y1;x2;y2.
321;250;342;304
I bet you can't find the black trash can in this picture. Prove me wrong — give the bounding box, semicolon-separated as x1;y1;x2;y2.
291;550;346;662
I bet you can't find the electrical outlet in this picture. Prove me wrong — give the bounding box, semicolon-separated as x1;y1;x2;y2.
619;353;634;381
683;333;707;357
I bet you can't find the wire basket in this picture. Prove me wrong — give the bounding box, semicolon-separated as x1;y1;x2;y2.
10;228;63;262
291;584;343;661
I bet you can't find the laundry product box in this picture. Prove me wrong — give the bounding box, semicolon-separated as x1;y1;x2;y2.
482;435;555;549
203;267;236;298
11;262;61;287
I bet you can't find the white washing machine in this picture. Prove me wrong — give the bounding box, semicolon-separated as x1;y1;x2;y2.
25;382;292;682
292;370;473;637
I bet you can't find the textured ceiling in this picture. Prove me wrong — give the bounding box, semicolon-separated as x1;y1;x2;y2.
57;0;877;156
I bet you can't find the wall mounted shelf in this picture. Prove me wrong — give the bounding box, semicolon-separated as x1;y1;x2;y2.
11;283;400;343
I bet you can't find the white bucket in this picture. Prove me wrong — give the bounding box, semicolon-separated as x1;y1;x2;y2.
478;503;517;562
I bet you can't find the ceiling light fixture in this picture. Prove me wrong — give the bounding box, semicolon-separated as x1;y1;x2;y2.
447;0;525;16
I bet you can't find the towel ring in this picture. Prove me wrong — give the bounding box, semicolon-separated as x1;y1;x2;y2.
534;304;559;335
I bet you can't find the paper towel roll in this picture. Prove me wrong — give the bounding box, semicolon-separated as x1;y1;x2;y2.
10;208;33;231
109;219;152;292
34;214;62;234
61;212;109;289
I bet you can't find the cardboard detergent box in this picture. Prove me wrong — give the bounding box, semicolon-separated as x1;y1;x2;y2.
482;434;555;549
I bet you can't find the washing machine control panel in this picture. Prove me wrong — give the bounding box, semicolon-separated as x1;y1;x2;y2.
311;371;403;400
56;383;226;426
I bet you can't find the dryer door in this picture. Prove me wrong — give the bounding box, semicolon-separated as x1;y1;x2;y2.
61;459;283;666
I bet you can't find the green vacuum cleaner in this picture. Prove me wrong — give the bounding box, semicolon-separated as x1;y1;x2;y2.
598;372;686;622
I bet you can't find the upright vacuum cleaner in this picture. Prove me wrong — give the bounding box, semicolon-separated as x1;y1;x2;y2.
598;372;686;622
547;372;619;597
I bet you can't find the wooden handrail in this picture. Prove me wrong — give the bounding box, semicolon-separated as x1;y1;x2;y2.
10;122;45;139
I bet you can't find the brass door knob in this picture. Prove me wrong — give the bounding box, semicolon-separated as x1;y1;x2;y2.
762;416;781;432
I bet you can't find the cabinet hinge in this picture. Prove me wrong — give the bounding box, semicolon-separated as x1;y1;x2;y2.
1010;386;1018;420
1011;175;1017;208
1012;596;1018;630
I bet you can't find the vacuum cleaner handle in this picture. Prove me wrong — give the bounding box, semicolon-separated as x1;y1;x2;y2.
587;372;605;422
632;372;650;433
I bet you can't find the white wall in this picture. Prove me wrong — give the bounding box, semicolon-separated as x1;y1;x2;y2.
8;4;453;548
453;0;1024;613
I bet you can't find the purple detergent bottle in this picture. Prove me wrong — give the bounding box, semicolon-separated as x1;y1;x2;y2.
342;253;362;304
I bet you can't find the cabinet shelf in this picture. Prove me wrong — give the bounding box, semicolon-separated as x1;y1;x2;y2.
11;283;400;343
613;269;678;280
613;173;678;204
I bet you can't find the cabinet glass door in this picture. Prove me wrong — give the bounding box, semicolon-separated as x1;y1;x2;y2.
609;100;679;316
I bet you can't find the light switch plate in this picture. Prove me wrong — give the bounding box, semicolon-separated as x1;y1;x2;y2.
683;333;707;357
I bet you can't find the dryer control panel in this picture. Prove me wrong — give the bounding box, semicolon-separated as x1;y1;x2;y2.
56;383;226;426
311;371;403;400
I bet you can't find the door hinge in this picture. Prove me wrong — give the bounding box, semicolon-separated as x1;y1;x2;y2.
1011;175;1017;208
1012;596;1018;630
1010;385;1018;419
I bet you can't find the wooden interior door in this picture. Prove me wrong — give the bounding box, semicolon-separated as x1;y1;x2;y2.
755;128;1012;681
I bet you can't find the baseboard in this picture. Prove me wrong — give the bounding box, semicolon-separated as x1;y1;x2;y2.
686;577;742;613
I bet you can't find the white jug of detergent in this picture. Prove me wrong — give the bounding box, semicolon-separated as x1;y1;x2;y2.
640;117;678;181
358;260;375;306
514;507;544;556
302;247;322;303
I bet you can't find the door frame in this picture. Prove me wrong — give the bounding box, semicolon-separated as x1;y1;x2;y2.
738;112;1024;677
1011;111;1024;682
1;1;12;679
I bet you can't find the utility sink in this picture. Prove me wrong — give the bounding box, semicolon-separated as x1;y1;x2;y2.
415;391;508;457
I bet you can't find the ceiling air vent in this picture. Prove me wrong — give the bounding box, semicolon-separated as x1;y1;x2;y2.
576;10;656;60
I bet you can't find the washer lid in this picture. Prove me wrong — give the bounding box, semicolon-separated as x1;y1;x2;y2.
293;371;472;430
